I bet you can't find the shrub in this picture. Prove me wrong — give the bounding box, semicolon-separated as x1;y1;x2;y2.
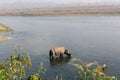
0;50;31;80
70;58;117;80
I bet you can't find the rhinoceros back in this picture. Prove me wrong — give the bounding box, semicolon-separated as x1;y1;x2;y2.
52;47;65;55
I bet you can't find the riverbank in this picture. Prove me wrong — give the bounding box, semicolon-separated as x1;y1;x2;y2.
0;23;13;42
0;5;120;16
0;23;13;32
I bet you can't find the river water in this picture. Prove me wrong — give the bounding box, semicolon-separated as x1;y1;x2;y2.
0;16;120;79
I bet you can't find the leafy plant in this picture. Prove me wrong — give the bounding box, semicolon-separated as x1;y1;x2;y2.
0;49;31;80
0;62;9;80
28;62;47;80
70;58;117;80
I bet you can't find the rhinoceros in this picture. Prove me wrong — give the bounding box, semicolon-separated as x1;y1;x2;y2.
49;47;71;60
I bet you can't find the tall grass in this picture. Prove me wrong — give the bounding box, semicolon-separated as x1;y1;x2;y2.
70;58;117;80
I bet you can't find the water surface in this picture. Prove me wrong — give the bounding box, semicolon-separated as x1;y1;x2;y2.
0;16;120;79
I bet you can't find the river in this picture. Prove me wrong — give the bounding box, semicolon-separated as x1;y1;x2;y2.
0;16;120;79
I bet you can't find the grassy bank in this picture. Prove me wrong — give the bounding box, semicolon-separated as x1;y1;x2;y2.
0;23;13;42
0;23;13;32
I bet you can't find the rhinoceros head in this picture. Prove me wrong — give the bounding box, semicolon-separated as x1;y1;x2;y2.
65;49;71;57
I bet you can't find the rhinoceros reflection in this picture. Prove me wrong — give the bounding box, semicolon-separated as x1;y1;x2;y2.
50;56;71;66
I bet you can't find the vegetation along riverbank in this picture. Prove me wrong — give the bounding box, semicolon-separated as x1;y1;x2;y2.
0;23;13;42
0;23;13;32
0;5;120;16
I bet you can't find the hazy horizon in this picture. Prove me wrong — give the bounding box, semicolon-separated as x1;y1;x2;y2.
0;0;120;9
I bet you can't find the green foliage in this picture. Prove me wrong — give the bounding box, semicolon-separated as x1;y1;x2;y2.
28;75;39;80
0;50;31;80
70;58;117;80
28;62;46;80
0;62;9;80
